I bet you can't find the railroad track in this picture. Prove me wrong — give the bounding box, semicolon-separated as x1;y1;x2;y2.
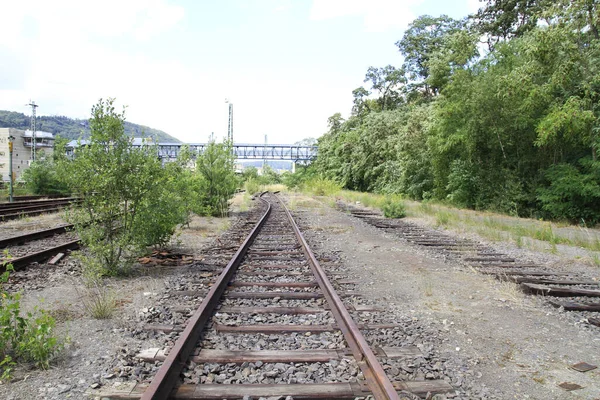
337;202;600;328
97;193;452;399
0;197;81;221
0;224;78;271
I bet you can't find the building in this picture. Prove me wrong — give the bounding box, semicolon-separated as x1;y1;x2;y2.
0;128;55;182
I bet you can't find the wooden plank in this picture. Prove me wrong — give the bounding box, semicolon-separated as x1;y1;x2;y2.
589;317;600;327
479;270;569;276
548;300;600;312
218;306;327;314
394;380;454;396
504;276;600;285
379;346;422;358
48;252;65;265
229;281;317;288
92;381;454;399
186;383;364;399
521;283;600;297
464;257;515;262
474;263;541;269
214;323;400;334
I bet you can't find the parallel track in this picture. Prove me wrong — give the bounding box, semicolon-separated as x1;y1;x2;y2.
100;193;452;399
338;202;600;328
0;198;80;221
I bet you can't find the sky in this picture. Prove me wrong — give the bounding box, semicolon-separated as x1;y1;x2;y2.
0;0;480;144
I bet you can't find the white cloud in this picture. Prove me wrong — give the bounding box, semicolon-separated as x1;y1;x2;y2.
310;0;423;32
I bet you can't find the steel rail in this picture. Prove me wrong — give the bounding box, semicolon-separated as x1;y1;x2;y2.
0;225;74;249
1;239;80;271
276;194;401;400
140;195;272;400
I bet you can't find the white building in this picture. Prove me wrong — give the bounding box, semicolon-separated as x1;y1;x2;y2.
0;128;55;182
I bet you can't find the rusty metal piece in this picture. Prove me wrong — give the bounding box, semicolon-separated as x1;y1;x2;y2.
275;195;401;400
570;362;597;372
558;382;584;391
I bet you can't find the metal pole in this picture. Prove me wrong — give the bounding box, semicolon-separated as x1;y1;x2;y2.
8;135;14;203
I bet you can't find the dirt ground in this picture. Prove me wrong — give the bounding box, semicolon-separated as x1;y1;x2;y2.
0;194;599;399
288;193;600;400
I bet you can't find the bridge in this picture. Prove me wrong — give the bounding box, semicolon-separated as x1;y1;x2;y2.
66;140;317;162
157;143;317;162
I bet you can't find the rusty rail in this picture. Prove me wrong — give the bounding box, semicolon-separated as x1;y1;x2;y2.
140;195;272;400
276;195;400;400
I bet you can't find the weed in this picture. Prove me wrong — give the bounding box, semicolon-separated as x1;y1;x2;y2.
80;284;117;319
515;236;523;248
382;197;407;218
435;210;452;227
302;178;342;196
1;260;65;378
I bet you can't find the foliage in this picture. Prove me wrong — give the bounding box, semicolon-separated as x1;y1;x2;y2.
537;159;600;224
0;110;179;142
1;261;64;378
382;197;407;218
194;140;237;217
80;284;117;319
21;157;69;196
58;98;184;276
312;4;600;224
301;177;342;196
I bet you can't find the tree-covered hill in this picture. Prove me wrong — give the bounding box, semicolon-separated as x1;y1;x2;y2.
0;110;180;143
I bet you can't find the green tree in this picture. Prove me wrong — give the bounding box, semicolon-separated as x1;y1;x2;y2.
396;15;465;97
59;98;178;275
195;140;237;217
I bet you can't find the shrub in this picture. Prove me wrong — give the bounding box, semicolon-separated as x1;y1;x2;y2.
1;261;64;378
537;158;600;225
244;177;260;195
21;157;69;196
303;177;342;196
382;197;406;218
58;99;185;275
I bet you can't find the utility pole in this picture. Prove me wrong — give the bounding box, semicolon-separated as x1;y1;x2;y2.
26;100;38;161
263;134;267;170
225;99;233;143
8;134;14;203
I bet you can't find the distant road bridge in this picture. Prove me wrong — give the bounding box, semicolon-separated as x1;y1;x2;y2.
66;141;317;162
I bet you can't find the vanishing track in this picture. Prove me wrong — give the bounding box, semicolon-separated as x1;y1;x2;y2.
100;193;452;399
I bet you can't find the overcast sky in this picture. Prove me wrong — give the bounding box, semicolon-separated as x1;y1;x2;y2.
0;0;480;144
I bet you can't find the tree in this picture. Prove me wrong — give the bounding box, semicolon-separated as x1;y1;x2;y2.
363;65;405;110
194;140;237;217
59;98;179;276
472;0;553;49
396;15;465;97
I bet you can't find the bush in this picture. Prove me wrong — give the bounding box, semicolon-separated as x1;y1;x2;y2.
382;197;406;218
194;140;238;217
537;158;600;224
21;158;69;196
244;177;260;195
302;177;342;196
59;98;184;276
1;261;64;378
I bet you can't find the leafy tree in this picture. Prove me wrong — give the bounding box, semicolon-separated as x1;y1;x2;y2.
21;156;69;195
396;15;465;97
363;65;406;110
472;0;553;49
59;98;179;275
194;140;237;217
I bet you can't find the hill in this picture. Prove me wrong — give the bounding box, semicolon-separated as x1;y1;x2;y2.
0;110;180;143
